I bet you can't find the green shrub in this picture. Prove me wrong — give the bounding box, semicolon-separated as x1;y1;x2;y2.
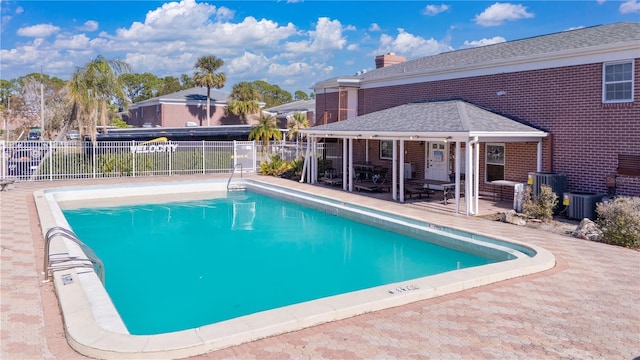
522;184;558;221
259;154;292;176
596;196;640;249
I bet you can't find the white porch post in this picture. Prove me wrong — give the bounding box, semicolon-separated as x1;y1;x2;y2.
365;139;369;163
537;140;543;172
399;140;405;203
312;139;318;184
300;136;311;183
392;140;398;201
474;140;480;215
348;138;354;192
342;139;348;191
455;141;461;213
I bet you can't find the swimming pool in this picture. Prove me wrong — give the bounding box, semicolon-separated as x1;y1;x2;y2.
63;191;497;335
35;178;555;359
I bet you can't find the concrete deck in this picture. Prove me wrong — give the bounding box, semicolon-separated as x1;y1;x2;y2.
1;175;639;359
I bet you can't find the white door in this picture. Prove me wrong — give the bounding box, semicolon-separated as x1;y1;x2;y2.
425;142;449;181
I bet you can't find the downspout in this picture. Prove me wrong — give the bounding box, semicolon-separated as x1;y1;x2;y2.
537;140;543;172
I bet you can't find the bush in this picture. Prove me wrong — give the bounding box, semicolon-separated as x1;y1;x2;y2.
259;154;292;176
596;197;640;248
522;184;558;221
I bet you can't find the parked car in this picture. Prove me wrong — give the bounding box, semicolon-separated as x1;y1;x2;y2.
66;130;80;140
7;142;49;178
27;131;41;140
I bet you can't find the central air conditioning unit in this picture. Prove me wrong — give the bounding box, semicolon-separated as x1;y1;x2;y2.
563;192;605;220
527;172;567;212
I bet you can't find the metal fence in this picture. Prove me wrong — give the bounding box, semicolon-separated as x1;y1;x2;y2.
0;139;342;182
0;140;259;181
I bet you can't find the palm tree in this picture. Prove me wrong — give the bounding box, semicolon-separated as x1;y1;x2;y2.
67;55;130;142
226;82;261;124
249;113;282;153
287;112;310;158
193;56;226;126
287;112;310;141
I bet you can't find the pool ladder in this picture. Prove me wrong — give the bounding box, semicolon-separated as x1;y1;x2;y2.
43;226;105;284
227;164;246;191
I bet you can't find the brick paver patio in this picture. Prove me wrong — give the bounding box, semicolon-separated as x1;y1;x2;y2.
1;175;638;359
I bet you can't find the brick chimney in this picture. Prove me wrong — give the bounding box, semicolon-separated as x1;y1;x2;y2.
375;52;406;69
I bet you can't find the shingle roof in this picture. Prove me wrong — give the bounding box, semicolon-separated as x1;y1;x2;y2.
132;87;229;107
303;100;545;138
316;22;640;85
264;99;315;113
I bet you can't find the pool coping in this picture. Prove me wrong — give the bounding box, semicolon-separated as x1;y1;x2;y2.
33;178;555;359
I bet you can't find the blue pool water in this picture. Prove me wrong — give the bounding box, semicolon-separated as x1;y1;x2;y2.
63;191;496;335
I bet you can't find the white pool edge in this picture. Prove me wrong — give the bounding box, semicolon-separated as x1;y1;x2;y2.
34;179;556;359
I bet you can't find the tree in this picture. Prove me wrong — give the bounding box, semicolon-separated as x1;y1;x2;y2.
294;90;309;100
157;76;183;96
67;55;130;141
249;113;282;153
120;73;161;105
287;111;310;141
226;82;262;124
252;80;292;108
193;56;226;126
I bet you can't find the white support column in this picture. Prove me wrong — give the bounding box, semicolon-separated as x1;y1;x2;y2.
300;137;311;183
537;140;543;172
399;140;405;203
455;141;461;213
474;140;480;215
466;139;473;215
365;139;369;163
312;139;317;184
348;138;354;192
392;140;398;201
342;139;348;191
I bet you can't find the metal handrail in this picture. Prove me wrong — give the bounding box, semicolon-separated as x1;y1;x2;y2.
226;163;243;190
44;226;104;283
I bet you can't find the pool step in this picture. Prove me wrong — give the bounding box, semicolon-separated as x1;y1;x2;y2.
227;184;246;191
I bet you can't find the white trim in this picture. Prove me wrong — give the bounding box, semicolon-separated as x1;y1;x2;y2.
602;59;635;103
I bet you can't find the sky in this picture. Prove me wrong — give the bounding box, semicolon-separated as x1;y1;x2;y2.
1;0;639;95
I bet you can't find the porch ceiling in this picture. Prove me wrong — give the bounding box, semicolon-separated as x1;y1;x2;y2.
301;100;547;142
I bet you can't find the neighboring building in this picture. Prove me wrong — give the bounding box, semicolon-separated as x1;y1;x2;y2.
264;99;316;128
126;87;248;128
306;22;639;201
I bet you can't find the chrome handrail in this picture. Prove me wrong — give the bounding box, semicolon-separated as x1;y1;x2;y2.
44;226;104;283
226;163;243;190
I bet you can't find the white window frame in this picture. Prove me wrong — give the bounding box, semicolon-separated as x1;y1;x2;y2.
602;60;634;103
485;143;505;183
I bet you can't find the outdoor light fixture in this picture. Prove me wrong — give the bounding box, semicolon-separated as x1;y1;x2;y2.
443;136;452;143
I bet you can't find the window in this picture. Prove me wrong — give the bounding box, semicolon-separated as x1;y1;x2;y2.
380;140;393;160
485;143;504;182
603;61;634;103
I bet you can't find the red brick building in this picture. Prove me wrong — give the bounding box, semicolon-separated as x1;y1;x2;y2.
305;22;639;204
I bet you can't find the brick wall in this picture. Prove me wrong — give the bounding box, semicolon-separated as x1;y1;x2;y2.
316;59;640;196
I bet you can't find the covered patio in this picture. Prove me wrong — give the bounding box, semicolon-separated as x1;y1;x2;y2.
299;100;548;215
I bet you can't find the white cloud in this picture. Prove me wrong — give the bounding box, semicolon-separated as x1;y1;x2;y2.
423;4;449;16
285;17;347;53
474;3;534;27
620;0;640;13
369;23;381;32
16;6;24;15
76;20;99;32
227;52;270;74
565;26;585;31
463;36;506;47
53;34;92;50
17;23;60;38
267;62;313;77
375;28;453;58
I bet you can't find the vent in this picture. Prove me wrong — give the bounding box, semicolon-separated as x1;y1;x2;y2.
563;192;604;220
